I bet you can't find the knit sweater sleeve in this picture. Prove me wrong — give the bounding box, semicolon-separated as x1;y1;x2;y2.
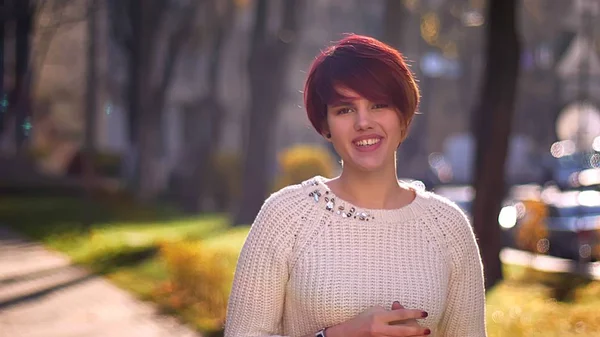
437;202;488;337
224;188;298;337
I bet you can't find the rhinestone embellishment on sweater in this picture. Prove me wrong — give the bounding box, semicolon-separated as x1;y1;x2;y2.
307;180;375;221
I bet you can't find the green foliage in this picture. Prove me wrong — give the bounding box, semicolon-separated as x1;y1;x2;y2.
0;196;227;263
273;144;337;191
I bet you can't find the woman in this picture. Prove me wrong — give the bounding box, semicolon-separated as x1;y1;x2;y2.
224;34;487;337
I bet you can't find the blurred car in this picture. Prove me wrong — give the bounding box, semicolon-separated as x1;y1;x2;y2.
432;184;474;215
541;187;600;261
500;184;600;262
433;183;600;262
545;150;600;190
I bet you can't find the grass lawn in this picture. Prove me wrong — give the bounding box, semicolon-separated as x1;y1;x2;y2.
0;195;231;297
2;195;599;336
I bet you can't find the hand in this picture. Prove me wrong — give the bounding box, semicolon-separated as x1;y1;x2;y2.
389;301;422;328
326;304;431;337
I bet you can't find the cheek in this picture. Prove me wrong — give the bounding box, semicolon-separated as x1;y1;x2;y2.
382;112;404;137
327;118;348;139
330;133;347;151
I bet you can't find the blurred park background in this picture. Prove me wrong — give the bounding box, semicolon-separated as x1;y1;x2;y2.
1;0;600;336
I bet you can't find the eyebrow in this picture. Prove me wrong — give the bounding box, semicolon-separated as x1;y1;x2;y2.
328;98;359;107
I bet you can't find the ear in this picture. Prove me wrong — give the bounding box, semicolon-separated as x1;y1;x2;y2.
398;115;413;144
320;123;332;142
396;110;413;143
396;128;407;149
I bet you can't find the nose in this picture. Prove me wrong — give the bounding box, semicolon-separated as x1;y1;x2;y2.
354;106;373;131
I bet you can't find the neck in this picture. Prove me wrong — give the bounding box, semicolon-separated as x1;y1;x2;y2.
334;162;404;210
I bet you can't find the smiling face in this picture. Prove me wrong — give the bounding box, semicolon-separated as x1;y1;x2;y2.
304;35;420;174
325;85;405;173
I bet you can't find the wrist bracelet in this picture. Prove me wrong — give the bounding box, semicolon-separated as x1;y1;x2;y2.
315;328;327;337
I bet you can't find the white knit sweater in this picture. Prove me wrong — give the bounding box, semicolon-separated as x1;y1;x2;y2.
224;176;487;337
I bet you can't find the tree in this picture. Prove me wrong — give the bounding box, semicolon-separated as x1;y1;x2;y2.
234;0;304;226
382;0;408;48
79;0;98;231
470;0;521;290
0;0;78;154
108;0;197;202
0;1;5;137
177;0;236;213
84;0;98;175
1;0;33;154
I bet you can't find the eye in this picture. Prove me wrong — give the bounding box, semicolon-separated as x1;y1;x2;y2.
373;103;389;109
336;107;353;115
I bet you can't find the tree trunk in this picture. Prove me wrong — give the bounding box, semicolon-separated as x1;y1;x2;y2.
180;1;235;213
3;0;33;154
460;30;476;123
141;4;195;202
382;0;407;48
114;0;195;202
132;1;163;202
82;0;98;230
1;0;80;154
84;0;98;171
179;97;225;212
233;0;303;226
397;21;429;179
0;0;5;138
471;0;521;290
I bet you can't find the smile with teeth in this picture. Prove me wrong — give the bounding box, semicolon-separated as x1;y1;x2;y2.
355;138;381;147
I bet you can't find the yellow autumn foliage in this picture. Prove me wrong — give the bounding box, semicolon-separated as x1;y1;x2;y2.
273;144;337;191
154;240;238;332
515;200;549;254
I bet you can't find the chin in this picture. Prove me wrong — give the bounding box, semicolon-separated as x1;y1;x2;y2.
348;159;388;173
337;147;394;173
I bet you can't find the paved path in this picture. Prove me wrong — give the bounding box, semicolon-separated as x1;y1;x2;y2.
0;227;203;337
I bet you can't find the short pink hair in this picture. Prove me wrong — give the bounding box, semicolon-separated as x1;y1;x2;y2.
304;34;420;136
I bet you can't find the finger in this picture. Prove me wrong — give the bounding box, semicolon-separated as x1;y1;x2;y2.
391;301;403;310
380;309;427;323
390;318;421;326
380;324;431;336
390;303;420;326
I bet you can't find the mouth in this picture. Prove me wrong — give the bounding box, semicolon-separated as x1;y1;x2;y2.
352;136;383;152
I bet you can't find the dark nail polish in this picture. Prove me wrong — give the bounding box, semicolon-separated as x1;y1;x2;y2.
424;328;431;335
422;311;428;318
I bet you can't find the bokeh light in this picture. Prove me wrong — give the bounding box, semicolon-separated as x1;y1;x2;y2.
593;136;600;151
579;244;592;259
420;12;440;45
536;238;550;254
499;205;518;229
590;153;600;167
578;168;600;186
461;10;484;27
550;140;576;158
